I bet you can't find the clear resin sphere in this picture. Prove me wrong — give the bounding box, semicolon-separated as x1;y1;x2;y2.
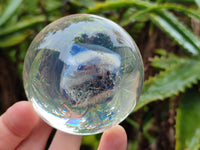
23;14;144;135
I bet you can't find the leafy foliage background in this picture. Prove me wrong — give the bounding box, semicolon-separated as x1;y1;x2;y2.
0;0;200;149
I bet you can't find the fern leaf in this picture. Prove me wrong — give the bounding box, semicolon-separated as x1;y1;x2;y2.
120;4;200;26
134;58;200;111
151;49;188;70
88;0;200;20
87;0;149;13
87;0;200;55
150;11;200;55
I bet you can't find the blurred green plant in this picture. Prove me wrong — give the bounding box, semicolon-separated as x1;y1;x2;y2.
1;0;200;149
87;1;200;149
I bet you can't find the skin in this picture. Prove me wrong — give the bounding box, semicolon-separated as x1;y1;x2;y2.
0;101;127;150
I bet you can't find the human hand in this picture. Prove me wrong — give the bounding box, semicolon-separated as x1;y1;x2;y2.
0;101;127;150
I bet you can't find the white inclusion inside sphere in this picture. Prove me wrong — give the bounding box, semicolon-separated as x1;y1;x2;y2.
23;14;144;135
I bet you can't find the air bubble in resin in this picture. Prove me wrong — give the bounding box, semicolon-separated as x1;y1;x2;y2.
23;14;144;135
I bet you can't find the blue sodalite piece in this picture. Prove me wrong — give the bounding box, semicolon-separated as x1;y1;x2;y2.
60;43;121;107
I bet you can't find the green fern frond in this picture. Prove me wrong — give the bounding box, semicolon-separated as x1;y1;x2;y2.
88;0;200;20
87;0;200;55
151;49;189;70
134;57;200;111
150;11;200;55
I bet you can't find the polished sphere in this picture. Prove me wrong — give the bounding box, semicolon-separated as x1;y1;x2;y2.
23;14;144;135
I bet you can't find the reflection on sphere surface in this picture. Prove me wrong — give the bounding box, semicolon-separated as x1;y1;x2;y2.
23;14;144;135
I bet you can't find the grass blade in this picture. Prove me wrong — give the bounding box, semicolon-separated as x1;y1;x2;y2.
175;90;200;150
0;16;53;36
0;31;32;48
0;0;23;26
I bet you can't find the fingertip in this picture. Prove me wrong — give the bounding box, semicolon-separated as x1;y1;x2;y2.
0;101;39;149
2;101;38;138
49;131;82;150
98;125;127;150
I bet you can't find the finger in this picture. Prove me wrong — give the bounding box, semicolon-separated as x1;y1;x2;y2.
0;101;39;150
98;125;127;150
49;130;82;150
16;118;52;150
